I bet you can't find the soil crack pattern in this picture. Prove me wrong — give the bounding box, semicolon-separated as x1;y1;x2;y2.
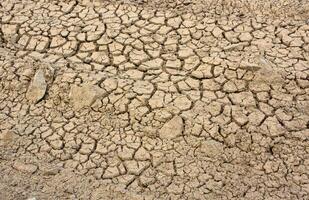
0;0;308;199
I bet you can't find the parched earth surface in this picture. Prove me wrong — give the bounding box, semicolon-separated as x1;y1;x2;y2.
0;0;309;199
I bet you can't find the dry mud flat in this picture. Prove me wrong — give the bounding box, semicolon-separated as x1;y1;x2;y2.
0;0;309;199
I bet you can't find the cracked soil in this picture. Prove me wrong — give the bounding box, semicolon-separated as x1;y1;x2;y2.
0;0;309;199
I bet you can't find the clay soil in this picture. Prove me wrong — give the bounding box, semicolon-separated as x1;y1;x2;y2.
0;0;309;199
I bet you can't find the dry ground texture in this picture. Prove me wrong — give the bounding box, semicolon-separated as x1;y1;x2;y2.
0;0;309;199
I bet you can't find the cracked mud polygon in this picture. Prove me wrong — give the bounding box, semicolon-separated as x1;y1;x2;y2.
0;0;309;199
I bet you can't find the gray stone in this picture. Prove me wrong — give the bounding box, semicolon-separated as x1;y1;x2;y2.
159;116;184;139
26;69;47;103
70;83;106;110
12;162;38;174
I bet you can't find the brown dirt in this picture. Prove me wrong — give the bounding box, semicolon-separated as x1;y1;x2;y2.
0;0;309;199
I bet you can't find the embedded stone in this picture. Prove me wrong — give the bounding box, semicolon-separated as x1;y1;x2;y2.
70;84;106;110
159;116;184;139
26;69;47;103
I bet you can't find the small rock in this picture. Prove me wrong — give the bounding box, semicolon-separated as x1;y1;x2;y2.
40;166;60;176
12;162;38;174
159;116;184;139
26;69;47;103
70;83;106;110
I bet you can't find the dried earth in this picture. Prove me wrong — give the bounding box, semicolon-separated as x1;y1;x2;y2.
0;0;309;199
